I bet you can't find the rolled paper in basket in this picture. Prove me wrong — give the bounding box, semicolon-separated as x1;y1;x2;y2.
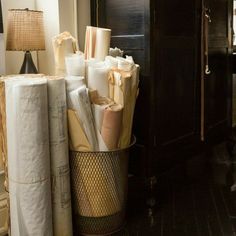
47;76;73;236
101;104;123;150
71;151;122;217
94;28;111;61
84;26;97;60
65;76;85;108
69;86;98;151
108;67;139;148
65;53;85;76
87;63;109;97
52;31;78;76
67;109;91;151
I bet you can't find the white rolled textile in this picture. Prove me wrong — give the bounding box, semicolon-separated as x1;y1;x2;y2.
94;28;111;61
5;78;53;236
69;86;98;151
65;53;85;76
47;77;73;236
87;63;109;97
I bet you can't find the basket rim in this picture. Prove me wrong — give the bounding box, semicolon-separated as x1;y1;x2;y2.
70;135;136;154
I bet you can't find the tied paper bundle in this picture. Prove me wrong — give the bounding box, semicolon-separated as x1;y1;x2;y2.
52;31;78;76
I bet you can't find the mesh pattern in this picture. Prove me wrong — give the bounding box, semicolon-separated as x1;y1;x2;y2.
6;9;45;51
70;146;131;235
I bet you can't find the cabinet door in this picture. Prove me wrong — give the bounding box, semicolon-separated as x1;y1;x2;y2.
203;0;233;141
154;0;201;148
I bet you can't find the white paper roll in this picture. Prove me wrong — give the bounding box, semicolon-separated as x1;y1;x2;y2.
5;78;53;236
65;76;85;109
65;53;85;76
94;28;111;61
47;77;73;236
69;86;98;151
87;63;109;97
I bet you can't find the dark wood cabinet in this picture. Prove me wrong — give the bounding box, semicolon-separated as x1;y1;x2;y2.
91;0;233;177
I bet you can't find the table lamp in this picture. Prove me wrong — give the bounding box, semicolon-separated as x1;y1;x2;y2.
6;9;45;74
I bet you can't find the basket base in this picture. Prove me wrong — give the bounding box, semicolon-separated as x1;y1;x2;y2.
74;211;126;236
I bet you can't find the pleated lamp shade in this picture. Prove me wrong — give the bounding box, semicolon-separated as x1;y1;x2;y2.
6;9;45;51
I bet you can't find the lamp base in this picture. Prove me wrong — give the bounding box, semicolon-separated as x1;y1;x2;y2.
20;51;38;74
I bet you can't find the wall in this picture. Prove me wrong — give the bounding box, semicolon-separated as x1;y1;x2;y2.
2;0;84;75
77;0;90;51
35;0;60;75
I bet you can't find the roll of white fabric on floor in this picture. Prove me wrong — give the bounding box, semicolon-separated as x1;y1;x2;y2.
5;78;53;236
47;77;73;236
87;63;109;97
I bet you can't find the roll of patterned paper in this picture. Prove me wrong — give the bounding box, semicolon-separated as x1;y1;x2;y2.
5;78;53;236
65;53;85;76
47;77;73;236
69;86;98;151
101;104;123;150
94;28;111;61
52;31;78;76
84;26;97;60
87;63;109;97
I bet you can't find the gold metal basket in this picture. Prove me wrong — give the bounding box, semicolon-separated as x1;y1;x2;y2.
70;137;135;235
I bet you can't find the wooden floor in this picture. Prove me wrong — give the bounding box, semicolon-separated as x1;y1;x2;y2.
114;142;236;236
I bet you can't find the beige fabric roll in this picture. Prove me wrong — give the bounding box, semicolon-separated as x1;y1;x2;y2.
52;31;78;76
101;104;123;150
0;80;7;188
67;109;91;152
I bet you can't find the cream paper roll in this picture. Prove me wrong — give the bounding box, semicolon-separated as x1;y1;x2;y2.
101;104;123;150
94;28;111;61
5;78;53;236
87;63;110;97
65;53;85;76
84;26;97;60
52;31;78;76
47;77;73;236
69;86;98;151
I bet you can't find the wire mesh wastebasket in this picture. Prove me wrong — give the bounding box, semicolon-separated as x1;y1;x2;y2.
70;137;135;235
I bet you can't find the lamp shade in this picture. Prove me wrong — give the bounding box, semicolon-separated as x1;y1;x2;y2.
6;9;45;51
